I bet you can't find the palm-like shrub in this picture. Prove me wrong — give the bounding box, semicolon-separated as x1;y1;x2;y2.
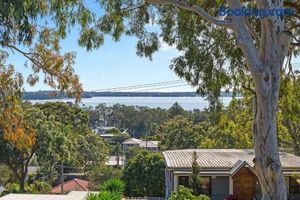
101;179;125;194
87;191;120;200
87;179;125;200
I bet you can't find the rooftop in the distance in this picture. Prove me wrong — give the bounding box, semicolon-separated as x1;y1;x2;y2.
139;141;160;148
162;149;300;171
122;138;143;145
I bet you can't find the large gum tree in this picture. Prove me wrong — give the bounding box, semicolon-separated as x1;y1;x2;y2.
1;0;300;199
87;0;299;199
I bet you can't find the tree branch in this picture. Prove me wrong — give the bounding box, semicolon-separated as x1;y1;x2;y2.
243;17;260;47
291;42;300;47
227;0;263;74
145;0;233;27
1;42;68;85
284;1;300;13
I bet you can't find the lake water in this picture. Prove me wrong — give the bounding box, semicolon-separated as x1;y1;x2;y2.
30;96;234;110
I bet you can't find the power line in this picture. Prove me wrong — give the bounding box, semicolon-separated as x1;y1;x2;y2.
130;83;189;92
91;80;185;92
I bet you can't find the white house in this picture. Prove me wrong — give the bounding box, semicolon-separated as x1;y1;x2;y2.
163;149;300;200
122;138;142;151
105;155;126;168
122;138;159;152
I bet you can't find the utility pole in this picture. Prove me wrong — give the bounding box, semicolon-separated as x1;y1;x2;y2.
60;161;64;194
145;132;148;148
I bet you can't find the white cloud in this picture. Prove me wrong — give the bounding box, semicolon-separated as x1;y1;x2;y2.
159;37;178;52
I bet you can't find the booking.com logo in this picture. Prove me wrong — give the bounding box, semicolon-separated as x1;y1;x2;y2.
219;6;295;18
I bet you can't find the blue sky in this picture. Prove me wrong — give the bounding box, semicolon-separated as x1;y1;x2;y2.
5;0;193;92
5;2;300;92
8;30;300;92
7;31;191;92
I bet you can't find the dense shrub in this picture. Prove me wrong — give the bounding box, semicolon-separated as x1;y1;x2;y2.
169;186;210;200
87;179;125;200
100;179;125;195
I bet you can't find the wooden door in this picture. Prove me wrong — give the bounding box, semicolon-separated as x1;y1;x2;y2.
233;167;256;200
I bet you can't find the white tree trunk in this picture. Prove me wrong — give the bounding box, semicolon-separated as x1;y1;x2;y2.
253;74;287;200
146;0;292;199
227;0;291;198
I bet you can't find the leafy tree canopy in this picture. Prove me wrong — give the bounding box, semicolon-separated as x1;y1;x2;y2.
122;150;165;197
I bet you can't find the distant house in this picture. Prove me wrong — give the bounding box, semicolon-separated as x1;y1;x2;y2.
98;126;117;134
139;141;160;152
105;155;126;168
99;133;115;143
122;138;159;152
122;138;142;151
51;178;89;194
163;149;300;200
0;191;93;200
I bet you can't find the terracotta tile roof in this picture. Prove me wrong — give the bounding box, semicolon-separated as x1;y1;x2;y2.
51;178;89;194
162;149;300;170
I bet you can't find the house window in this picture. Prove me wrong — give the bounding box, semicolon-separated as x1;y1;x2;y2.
178;176;189;188
201;177;211;195
177;176;211;195
289;177;300;194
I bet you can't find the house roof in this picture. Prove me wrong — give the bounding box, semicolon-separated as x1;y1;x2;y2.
100;126;116;130
99;134;115;138
163;149;300;171
122;138;142;145
51;178;89;193
105;156;126;166
139;141;159;148
0;191;93;200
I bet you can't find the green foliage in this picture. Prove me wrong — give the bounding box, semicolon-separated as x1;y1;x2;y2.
0;165;13;187
88;191;121;200
106;128;122;135
189;152;202;195
86;104;170;137
168;102;187;118
86;103;210;138
0;0;105;99
5;183;20;193
122;151;165;197
278;73;300;155
34;102;109;177
0;102;109;191
169;186;210;200
291;173;300;184
112;133;131;144
197;98;253;149
160;100;253;150
87;179;124;200
26;181;51;194
101;179;125;195
88;166;123;190
125;147;143;161
159;116;200;150
111;142;123;158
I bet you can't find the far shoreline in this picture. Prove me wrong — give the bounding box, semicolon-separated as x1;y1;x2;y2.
22;91;240;101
